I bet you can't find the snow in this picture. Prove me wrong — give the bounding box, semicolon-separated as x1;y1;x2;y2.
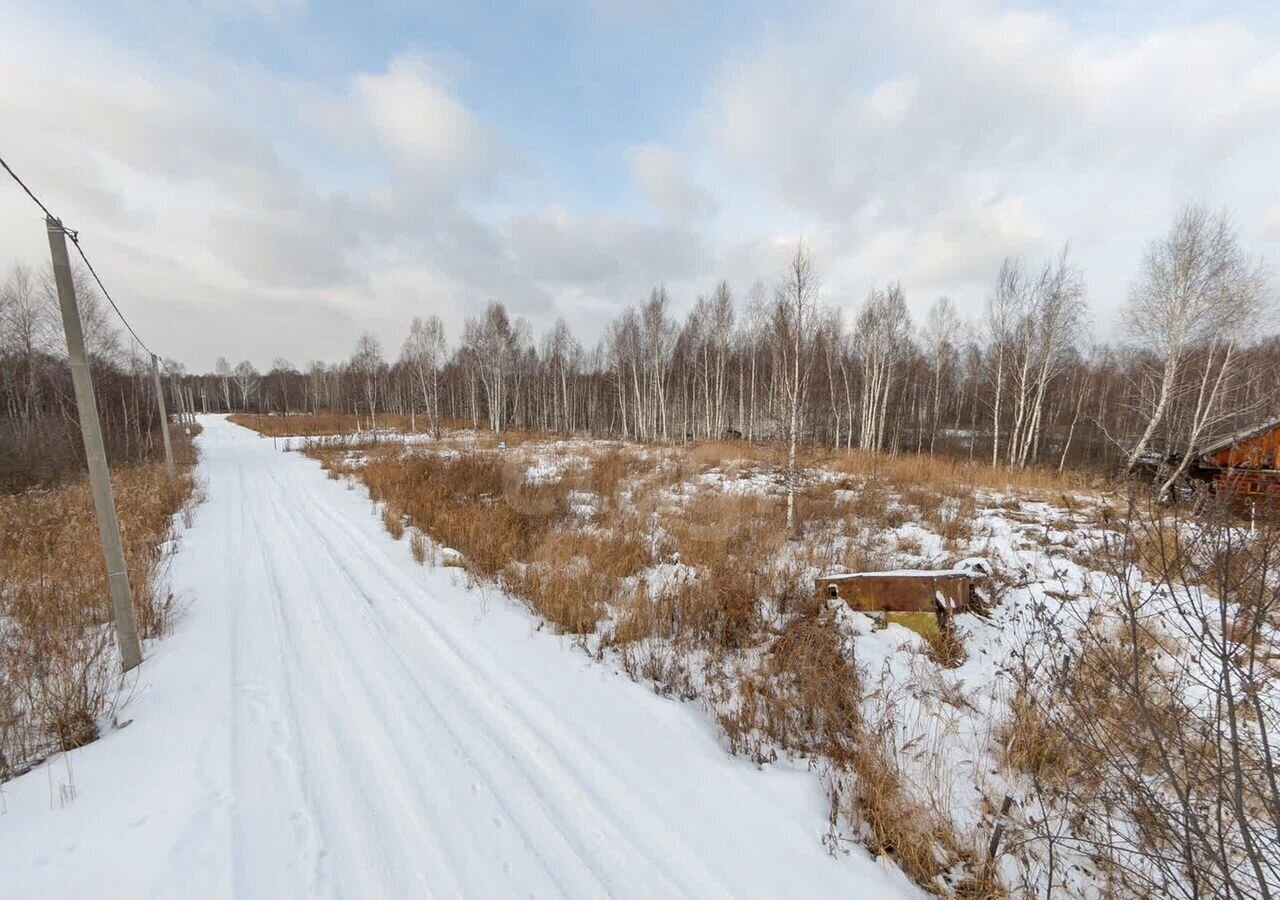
819;569;976;580
0;415;918;900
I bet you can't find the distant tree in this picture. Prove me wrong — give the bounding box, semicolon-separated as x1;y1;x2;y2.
269;357;298;415
306;361;328;413
854;282;912;452
543;318;581;433
349;333;385;429
1124;205;1267;471
1005;248;1087;468
402;316;446;436
40;262;119;364
640;288;675;441
773;243;822;533
922;296;960;453
232;360;259;411
0;264;50;431
986;258;1026;467
215;357;233;411
464;303;528;432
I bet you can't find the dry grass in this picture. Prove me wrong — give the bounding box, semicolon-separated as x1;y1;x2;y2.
925;625;968;668
820;448;1088;499
687;439;778;469
229;412;455;437
381;505;405;540
836;743;1004;897
0;427;200;781
719;609;860;763
999;618;1190;793
409;530;428;564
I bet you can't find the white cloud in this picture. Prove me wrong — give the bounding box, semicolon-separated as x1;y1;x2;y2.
507;207;709;309
626;144;719;223
0;24;566;368
1;1;1276;371
353;54;500;190
692;0;1280;318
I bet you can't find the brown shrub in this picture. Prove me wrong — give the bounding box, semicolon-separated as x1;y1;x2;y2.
584;447;655;502
653;567;770;649
925;626;968;668
499;524;651;634
720;610;863;762
0;429;198;780
381;505;405;540
667;491;785;569
409;530;428;564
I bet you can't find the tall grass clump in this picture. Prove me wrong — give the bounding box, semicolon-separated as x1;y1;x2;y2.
0;429;199;782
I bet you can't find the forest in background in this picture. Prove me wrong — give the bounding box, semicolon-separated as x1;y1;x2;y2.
4;204;1277;495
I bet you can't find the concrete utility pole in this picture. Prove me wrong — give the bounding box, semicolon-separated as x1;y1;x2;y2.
151;354;175;479
47;216;143;671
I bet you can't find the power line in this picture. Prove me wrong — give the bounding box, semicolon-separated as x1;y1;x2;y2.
0;153;58;222
66;231;156;359
0;151;159;362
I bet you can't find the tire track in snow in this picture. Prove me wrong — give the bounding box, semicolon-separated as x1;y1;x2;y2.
227;437;332;899
247;472;489;900
281;471;740;898
255;464;620;898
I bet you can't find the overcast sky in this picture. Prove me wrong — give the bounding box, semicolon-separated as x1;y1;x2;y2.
1;0;1277;372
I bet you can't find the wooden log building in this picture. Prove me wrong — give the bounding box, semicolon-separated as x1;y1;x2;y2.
1190;417;1280;507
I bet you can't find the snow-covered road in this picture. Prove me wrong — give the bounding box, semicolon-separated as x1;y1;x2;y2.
1;415;915;899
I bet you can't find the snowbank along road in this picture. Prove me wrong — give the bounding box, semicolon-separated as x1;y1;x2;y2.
0;415;917;899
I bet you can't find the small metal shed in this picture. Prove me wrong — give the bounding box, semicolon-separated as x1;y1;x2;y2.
815;559;991;630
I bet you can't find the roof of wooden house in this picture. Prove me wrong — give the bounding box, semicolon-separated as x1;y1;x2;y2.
1196;416;1280;469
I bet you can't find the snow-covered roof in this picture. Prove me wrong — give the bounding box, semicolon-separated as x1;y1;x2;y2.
817;569;974;581
817;558;992;582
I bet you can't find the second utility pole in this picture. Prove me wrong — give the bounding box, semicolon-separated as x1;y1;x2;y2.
151;354;175;479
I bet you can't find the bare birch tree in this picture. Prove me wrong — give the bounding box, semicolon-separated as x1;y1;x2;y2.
1124;205;1267;470
232;360;260;411
854;283;912;452
349;333;384;428
986;259;1025;467
215;357;233;411
922;296;960;453
773;243;821;533
403;315;447;436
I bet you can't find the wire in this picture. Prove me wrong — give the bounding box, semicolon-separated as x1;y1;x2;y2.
0;153;58;222
66;232;156;359
0;151;158;361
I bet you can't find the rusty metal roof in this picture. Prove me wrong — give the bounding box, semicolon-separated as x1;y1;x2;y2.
1197;417;1280;459
818;569;973;581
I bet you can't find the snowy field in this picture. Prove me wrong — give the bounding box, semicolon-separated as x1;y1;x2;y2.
0;415;919;899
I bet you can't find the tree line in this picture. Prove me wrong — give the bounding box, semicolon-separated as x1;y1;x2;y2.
4;204;1275;492
0;261;186;492
193;206;1278;479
